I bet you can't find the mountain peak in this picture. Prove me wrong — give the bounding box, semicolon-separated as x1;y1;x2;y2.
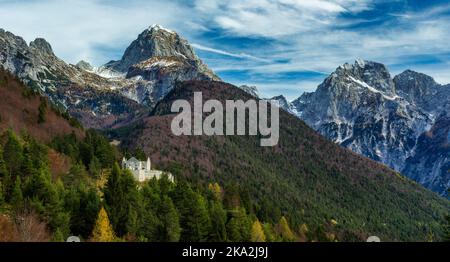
30;38;54;56
394;69;437;85
103;25;216;77
334;59;394;95
238;85;259;97
148;24;175;34
76;60;94;71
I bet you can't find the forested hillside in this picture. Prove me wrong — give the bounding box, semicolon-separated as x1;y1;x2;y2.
0;71;449;242
110;80;450;241
0;71;333;242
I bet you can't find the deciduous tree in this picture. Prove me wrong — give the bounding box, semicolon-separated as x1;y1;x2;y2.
250;219;266;242
91;207;115;242
277;216;295;241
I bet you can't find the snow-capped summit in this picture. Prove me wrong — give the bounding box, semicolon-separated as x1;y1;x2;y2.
149;24;175;34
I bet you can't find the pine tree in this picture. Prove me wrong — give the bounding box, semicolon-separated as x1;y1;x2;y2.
226;208;252;242
11;177;23;210
0;145;7;178
91;207;116;242
277;216;295;241
0;146;10;202
24;169;70;236
208;200;227;241
0;181;4;207
172;183;211;241
65;184;100;239
38;98;47;124
158;196;181;242
104;163;138;236
3;130;23;177
88;156;101;178
137;181;161;241
262;223;276;242
251;220;266;242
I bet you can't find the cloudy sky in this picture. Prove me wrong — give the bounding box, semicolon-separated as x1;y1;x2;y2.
1;0;449;100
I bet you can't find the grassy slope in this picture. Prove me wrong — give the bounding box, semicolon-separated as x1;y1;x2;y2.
111;80;450;241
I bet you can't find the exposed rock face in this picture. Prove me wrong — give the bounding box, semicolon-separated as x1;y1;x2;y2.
103;24;218;79
76;60;94;71
238;85;259;97
290;59;450;196
0;25;219;128
393;70;450;115
99;25;220;106
267;95;294;113
402;112;450;197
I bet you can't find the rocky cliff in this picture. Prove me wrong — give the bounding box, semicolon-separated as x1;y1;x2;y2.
287;59;450;197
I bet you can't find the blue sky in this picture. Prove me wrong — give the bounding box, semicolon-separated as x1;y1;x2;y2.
0;0;450;100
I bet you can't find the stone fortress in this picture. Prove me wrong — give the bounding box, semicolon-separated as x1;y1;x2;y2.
122;157;174;182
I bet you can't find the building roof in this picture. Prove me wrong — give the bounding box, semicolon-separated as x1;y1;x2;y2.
126;157;140;163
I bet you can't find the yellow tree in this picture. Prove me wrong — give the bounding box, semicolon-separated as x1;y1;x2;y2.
91;207;115;242
208;183;223;201
250;220;266;242
277;216;295;241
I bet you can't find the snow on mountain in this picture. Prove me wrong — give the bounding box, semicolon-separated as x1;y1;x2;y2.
0;26;219;128
286;59;450;197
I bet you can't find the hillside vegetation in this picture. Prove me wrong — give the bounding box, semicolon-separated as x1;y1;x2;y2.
110;80;450;241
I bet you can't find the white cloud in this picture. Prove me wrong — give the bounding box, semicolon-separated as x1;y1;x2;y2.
0;0;188;65
0;0;449;100
192;43;271;62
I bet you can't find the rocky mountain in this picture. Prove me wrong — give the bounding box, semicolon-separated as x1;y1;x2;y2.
268;95;294;113
103;25;217;78
402;112;450;196
0;25;218;128
238;84;259;97
107;80;449;241
287;59;450;197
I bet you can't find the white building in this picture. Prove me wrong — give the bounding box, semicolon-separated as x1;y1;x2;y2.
122;157;174;183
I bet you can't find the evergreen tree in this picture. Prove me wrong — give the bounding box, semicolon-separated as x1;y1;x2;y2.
250;220;266;242
208;200;227;241
226;208;252;242
262;223;276;242
91;207;116;242
3;130;23;177
11;177;23;210
104;163;138;237
0;181;4;207
88;156;101;178
38;98;47;124
137;180;161;241
157;196;181;242
172;183;211;241
0;145;7;178
65;184;101;239
23;170;70;237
